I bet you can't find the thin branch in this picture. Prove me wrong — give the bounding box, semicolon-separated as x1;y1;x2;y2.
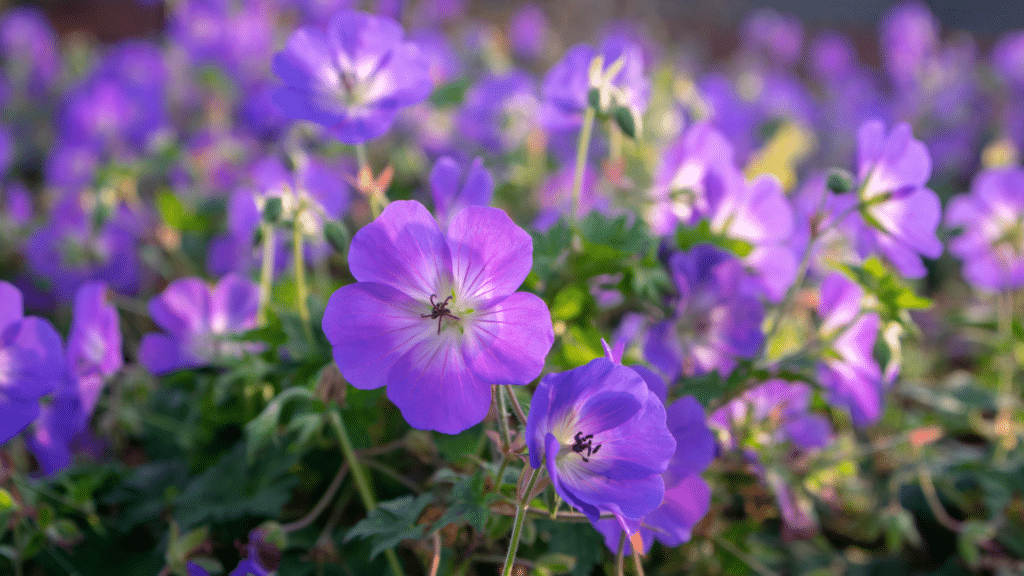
282;461;349;533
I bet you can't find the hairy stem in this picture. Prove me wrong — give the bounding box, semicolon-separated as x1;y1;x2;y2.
501;467;542;576
292;203;313;342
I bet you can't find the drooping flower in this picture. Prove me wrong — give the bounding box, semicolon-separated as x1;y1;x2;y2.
834;120;943;278
322;200;553;434
645;244;765;381
525;357;676;530
139;274;260;375
541;37;649;132
817;273;884;427
945;167;1024;292
271;10;432;143
0;282;65;445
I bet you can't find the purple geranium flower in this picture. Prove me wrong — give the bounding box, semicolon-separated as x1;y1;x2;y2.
710;379;832;452
428;156;493;228
0;282;65;444
594;385;715;554
525;356;676;531
139;274;260;375
946;167;1024;292
645;244;765;381
817;273;884;427
28;282;122;475
457;71;539;156
0;7;59;96
322;200;553;434
271;10;433;143
834;120;942;278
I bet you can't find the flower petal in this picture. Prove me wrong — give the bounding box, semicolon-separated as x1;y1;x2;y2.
385;334;492;434
322;282;429;391
664;397;715;481
347;200;452;300
446;206;533;303
149;277;212;338
642;474;711;547
461;292;553;385
210;274;259;334
0;281;23;331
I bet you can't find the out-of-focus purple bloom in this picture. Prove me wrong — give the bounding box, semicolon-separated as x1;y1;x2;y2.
834;120;942;278
880;2;939;89
646;121;740;235
645;244;764;381
946;167;1024;291
293;0;359;26
0;125;12;176
457;71;539;156
212;155;350;276
992;31;1024;90
24;194;146;302
710;379;832;451
428;156;493;227
533;162;609;231
322;200;553;434
509;5;549;61
2;182;32;228
29;283;122;474
817;273;883;427
526;357;676;532
0;282;65;445
741;8;804;67
710;173;797;301
594;381;714;554
409;29;461;86
271;10;432;143
541;39;649;131
139;274;260;375
170;0;276;84
0;7;59;96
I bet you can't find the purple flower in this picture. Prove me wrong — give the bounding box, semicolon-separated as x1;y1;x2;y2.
741;8;804;67
139;274;260;375
880;2;939;89
594;394;715;554
271;10;432;143
541;38;649;132
837;120;942;278
0;282;65;444
709;379;832;452
532;162;609;231
457;71;539;155
645;121;741;235
946;167;1024;291
0;7;59;96
428;156;493;227
817;273;883;427
645;245;764;381
509;5;549;61
525;357;676;529
992;31;1024;90
28;282;122;474
322;200;553;434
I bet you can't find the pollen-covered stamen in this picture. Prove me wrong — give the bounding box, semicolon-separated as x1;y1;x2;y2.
571;430;602;463
420;294;460;334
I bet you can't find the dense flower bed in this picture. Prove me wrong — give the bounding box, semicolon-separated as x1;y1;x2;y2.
1;1;1024;575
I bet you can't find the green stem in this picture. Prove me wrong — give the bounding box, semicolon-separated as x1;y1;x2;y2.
496;385;512;450
995;290;1016;463
257;223;277;325
570;106;597;221
630;547;645;576
503;386;528;426
501;467;541;576
292;203;313;342
615;532;626;576
355;143;369;173
328;407;404;576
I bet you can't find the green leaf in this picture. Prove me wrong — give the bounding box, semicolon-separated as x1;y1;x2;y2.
344;494;434;559
429;78;471;107
0;489;14;513
156;191;205;231
262;197;284;224
675;219;753;257
244;387;317;461
324;220;350;253
826;169;854;193
531;218;573;284
431;469;497;534
532;553;577;576
841;257;933;325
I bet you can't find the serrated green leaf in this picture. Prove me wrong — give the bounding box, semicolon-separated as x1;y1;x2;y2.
344;494;434;559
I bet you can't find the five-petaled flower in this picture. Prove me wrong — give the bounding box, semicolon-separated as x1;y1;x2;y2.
322;200;554;434
524;357;676;533
271;10;433;144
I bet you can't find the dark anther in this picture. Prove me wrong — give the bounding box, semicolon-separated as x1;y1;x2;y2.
421;294;460;334
571;431;602;462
